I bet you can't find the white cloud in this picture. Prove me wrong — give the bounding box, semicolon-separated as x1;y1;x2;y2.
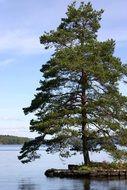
0;1;126;55
0;30;44;54
0;58;15;67
0;126;32;137
0;116;22;121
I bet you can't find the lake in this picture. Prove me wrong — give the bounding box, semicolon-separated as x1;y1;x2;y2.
0;145;127;190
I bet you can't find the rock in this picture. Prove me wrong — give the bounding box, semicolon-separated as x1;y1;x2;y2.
45;168;127;178
68;164;79;170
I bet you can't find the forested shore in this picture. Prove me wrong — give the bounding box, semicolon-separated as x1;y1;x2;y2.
0;135;30;144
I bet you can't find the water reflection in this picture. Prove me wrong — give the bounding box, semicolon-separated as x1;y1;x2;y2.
56;178;127;190
82;178;127;190
43;177;127;190
83;179;90;190
18;179;40;190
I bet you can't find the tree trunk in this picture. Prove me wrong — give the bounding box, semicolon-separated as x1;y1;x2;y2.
81;69;90;165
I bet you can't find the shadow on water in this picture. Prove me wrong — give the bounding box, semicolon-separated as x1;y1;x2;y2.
18;179;40;190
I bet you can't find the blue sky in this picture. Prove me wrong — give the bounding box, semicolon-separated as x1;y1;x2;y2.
0;0;127;137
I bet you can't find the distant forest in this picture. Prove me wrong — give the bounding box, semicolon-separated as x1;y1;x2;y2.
0;135;30;144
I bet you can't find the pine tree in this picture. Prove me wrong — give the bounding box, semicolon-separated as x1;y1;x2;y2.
19;2;127;164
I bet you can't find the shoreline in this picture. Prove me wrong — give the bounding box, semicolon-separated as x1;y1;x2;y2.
45;164;127;178
45;168;127;178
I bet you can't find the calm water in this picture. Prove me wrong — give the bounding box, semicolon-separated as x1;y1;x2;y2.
0;145;127;190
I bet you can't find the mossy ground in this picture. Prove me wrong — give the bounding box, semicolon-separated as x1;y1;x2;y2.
77;162;127;172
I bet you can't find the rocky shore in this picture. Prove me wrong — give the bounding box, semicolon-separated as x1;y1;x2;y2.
45;165;127;178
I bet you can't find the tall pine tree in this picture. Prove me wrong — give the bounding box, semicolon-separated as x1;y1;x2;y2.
19;2;127;165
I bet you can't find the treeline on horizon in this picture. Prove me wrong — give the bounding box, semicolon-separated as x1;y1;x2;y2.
0;135;30;144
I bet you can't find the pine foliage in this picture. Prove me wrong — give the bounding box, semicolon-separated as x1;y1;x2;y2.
19;2;127;164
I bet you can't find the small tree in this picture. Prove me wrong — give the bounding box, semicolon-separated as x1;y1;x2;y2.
19;2;127;165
